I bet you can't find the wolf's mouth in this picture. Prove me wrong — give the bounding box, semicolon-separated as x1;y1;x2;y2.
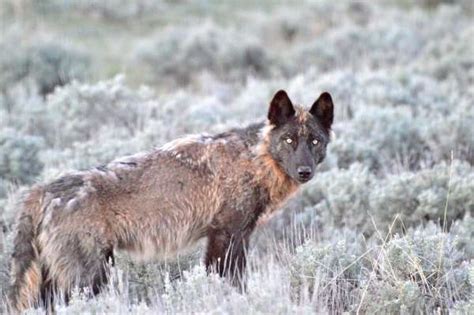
296;176;312;184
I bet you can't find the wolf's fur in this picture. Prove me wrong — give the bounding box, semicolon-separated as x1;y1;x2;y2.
9;90;334;312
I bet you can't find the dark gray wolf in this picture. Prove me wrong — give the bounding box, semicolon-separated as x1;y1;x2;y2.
9;90;334;311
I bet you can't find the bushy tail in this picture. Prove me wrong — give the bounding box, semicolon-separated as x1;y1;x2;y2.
8;189;44;313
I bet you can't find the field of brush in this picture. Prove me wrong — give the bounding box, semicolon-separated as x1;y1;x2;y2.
0;0;473;313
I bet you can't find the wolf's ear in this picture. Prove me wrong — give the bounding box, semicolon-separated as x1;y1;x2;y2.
268;90;295;126
310;92;334;131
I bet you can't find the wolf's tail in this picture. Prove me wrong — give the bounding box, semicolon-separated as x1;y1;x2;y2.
8;189;45;313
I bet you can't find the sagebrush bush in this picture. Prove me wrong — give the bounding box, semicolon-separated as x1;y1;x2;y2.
133;22;273;85
36;0;168;21
370;160;474;232
311;71;474;169
0;43;30;94
452;264;474;314
0;128;44;185
297;160;473;237
327;136;380;170
0;41;90;98
292;21;423;74
359;223;472;314
28;43;90;96
345;106;428;170
416;26;474;87
39;131;145;174
40;76;155;148
286;223;472;314
302;164;375;234
450;216;474;258
290;2;471;76
420;100;474;164
289;231;366;312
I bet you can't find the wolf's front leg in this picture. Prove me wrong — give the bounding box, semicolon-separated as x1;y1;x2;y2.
205;228;250;287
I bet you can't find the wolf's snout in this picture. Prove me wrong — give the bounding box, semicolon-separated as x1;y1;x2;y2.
297;166;312;182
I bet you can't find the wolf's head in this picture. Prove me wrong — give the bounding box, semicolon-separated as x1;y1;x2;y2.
265;90;334;184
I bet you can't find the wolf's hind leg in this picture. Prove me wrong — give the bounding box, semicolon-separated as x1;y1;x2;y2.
91;248;115;296
40;230;114;306
39;265;60;314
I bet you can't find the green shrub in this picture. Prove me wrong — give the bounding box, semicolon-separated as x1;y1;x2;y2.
289;232;366;312
0;128;44;185
0;41;90;99
360;223;472;313
133;22;272;86
41;76;155;148
370;161;474;232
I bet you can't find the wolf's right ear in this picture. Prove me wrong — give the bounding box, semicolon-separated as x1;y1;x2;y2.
268;90;295;126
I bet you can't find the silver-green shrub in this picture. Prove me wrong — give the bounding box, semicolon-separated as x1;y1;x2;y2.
303;164;375;234
370;161;474;232
0;128;44;185
40;76;155;148
133;22;273;86
0;41;90;99
359;223;472;313
290;231;366;312
297;160;473;236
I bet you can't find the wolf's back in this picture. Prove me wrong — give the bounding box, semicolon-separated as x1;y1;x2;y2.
8;187;45;312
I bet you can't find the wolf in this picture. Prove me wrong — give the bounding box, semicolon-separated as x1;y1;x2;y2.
9;89;334;312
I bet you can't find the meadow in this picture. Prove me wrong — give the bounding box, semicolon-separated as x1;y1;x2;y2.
0;0;473;313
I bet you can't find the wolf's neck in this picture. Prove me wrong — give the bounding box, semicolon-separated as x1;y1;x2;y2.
250;122;300;213
253;151;299;214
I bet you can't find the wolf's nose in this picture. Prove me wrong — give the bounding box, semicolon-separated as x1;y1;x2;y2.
297;166;312;181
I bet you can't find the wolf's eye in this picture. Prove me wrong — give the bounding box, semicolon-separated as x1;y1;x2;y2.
312;139;319;145
285;138;293;144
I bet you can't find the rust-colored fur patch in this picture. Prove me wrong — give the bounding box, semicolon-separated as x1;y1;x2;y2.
295;106;310;124
14;262;42;311
254;122;299;214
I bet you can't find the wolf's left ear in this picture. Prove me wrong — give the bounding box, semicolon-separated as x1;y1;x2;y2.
310;92;334;131
268;90;296;126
